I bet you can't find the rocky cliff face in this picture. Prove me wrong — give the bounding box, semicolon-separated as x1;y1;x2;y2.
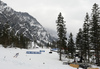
0;1;56;46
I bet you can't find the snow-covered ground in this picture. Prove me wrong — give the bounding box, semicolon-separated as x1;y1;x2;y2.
0;45;99;69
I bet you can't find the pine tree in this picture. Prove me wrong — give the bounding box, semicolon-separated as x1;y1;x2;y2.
0;22;3;44
89;3;100;65
68;33;75;58
23;36;30;49
33;35;37;48
10;29;15;47
13;33;19;48
76;28;83;56
56;12;67;60
82;13;90;63
2;22;11;47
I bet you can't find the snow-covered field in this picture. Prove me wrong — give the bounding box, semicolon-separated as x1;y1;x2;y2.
0;45;99;69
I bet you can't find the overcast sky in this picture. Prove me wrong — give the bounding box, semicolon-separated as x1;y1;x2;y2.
2;0;100;37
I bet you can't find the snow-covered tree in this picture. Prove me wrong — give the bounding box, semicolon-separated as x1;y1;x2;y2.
56;12;67;61
89;3;100;65
68;33;75;58
76;28;84;56
82;13;90;63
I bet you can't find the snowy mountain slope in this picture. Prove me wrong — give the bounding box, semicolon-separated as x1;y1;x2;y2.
0;45;81;69
0;0;56;46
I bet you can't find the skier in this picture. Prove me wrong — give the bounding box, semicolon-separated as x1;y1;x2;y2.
14;53;19;58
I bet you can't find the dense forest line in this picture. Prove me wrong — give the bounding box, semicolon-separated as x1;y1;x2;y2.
56;3;100;66
0;22;31;49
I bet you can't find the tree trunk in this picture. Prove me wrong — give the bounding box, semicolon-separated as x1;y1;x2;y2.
59;48;62;61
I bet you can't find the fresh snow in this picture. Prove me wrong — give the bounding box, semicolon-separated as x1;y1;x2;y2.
0;45;99;69
0;45;75;69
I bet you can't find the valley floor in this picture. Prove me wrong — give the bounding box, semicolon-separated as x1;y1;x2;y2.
0;45;99;69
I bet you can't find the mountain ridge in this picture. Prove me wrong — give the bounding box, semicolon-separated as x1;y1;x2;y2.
0;0;56;46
